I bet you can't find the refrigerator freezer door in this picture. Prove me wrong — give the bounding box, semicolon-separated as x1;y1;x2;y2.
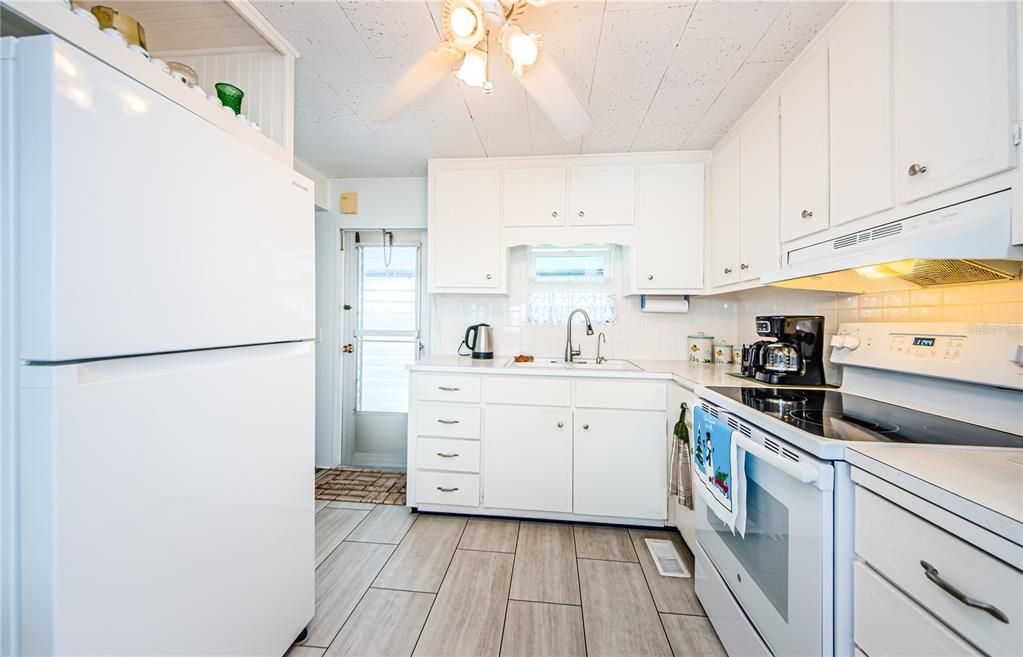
16;36;314;362
19;341;314;656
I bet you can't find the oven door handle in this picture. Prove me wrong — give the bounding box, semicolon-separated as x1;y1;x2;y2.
736;434;820;485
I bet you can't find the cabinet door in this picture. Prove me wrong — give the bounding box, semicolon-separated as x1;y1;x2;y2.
430;169;502;290
709;135;741;287
483;406;572;513
780;49;830;242
574;410;666;520
739;98;780;281
569;165;636;225
503;167;567;227
894;1;1014;203
830;0;894;226
634;163;705;290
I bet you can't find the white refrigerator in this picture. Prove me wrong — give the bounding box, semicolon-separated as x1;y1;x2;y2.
3;35;316;656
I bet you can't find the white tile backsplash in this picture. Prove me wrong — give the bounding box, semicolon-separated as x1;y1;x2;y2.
431;248;740;361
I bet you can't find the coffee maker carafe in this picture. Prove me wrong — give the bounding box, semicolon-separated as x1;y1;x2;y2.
751;315;826;386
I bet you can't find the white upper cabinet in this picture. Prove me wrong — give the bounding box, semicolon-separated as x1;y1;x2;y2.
709;135;741;288
829;0;894;226
632;163;705;291
503;167;567;227
739;98;780;281
780;49;830;242
894;1;1015;203
570;165;636;225
429;169;503;292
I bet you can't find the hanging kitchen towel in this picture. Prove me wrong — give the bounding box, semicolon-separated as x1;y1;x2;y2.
670;403;694;509
692;406;747;536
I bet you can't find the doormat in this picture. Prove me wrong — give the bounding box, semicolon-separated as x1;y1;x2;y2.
315;467;407;506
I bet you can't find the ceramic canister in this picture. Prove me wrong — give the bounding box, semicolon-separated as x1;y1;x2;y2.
732;345;743;365
713;343;734;365
687;333;714;363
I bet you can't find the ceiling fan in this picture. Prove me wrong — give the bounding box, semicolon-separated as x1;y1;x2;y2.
370;0;592;140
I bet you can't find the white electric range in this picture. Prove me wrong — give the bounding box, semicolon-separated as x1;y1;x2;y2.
693;322;1023;657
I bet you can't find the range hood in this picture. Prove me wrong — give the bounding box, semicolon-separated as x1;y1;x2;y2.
762;191;1023;292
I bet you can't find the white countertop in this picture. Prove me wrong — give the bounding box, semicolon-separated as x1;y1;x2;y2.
846;444;1023;545
408;355;757;390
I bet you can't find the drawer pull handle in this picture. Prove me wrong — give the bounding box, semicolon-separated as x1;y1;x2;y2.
920;561;1009;624
436;452;459;458
438;386;461;391
437;419;460;425
436;486;460;492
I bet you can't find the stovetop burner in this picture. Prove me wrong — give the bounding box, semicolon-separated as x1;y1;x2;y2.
707;386;1023;448
787;409;900;434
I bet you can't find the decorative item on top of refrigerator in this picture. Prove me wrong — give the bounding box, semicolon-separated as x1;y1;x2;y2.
687;333;713;363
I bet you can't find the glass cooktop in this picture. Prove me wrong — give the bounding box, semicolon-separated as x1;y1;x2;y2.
707;386;1023;448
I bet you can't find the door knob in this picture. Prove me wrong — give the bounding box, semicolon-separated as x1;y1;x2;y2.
647;274;654;280
724;267;732;274
552;210;558;218
578;210;585;217
557;422;564;428
801;209;813;219
485;273;492;280
740;264;749;270
582;424;590;430
908;163;927;176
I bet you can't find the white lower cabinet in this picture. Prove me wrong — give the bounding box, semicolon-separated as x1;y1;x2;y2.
573;409;667;520
409;372;668;523
483;406;573;513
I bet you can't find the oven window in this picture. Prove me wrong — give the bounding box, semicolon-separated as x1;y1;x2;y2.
707;473;790;621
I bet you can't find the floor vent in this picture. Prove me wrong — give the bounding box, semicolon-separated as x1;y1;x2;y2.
645;539;691;578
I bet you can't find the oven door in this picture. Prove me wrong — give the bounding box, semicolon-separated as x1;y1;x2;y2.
695;407;835;657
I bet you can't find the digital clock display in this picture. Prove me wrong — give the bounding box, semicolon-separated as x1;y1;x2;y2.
912;337;936;347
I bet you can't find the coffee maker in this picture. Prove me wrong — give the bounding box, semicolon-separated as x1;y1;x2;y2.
747;315;827;386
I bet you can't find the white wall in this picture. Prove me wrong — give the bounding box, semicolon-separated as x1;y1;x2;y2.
324;178;427;229
294;158;329;210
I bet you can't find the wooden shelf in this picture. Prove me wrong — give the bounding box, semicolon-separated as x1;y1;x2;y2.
3;0;293;166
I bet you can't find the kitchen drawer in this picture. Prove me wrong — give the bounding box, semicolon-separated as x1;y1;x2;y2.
855;487;1021;656
484;376;571;406
416;471;479;507
415;403;481;439
415;374;481;403
854;561;982;657
574;379;666;411
416;437;480;473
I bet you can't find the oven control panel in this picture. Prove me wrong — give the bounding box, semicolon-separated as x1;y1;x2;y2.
830;322;1023;390
886;334;966;361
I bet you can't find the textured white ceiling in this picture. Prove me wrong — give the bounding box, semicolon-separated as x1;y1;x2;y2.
254;0;843;177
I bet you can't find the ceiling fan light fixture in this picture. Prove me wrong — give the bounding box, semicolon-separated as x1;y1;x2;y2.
500;24;541;77
449;6;477;38
456;48;489;88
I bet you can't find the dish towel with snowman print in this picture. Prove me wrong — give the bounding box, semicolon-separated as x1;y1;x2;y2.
693;405;747;537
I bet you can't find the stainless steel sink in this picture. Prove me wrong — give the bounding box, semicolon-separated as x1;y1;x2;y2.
504;358;642;372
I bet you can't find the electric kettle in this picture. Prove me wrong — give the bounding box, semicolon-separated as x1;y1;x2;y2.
460;323;494;360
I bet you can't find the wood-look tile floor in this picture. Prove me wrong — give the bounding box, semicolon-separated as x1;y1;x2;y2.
290;503;728;657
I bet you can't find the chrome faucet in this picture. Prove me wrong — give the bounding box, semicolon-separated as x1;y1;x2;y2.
596;332;607;364
564;308;594;363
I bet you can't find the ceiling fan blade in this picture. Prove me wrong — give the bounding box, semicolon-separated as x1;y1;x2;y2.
370;45;464;122
515;53;591;139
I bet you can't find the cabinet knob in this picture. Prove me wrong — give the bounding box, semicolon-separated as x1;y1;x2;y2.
578;210;585;217
582;424;590;430
557;421;564;428
552;210;558;218
485;273;492;280
740;263;750;270
908;163;928;177
647;274;654;280
800;209;813;219
724;267;732;274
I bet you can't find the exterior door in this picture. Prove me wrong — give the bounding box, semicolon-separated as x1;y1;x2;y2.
341;230;426;468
